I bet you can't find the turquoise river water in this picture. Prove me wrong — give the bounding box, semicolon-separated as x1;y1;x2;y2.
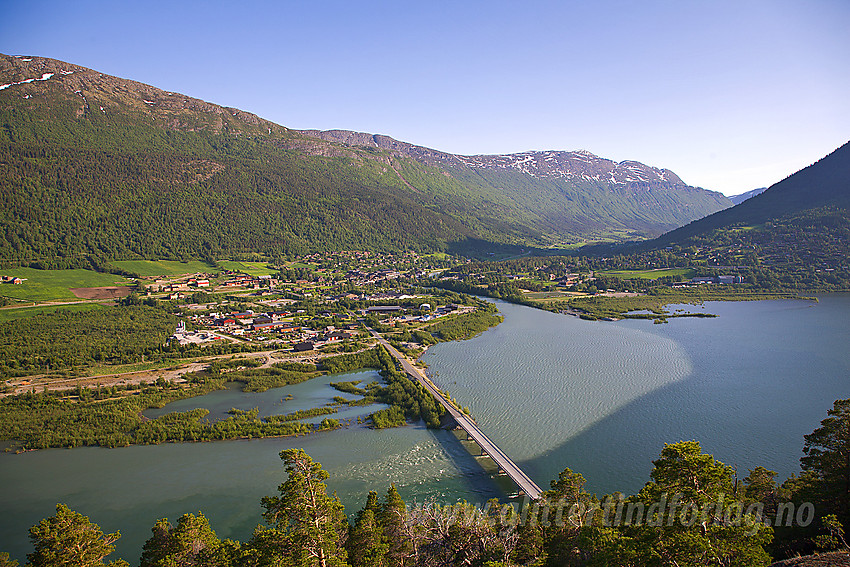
1;294;849;562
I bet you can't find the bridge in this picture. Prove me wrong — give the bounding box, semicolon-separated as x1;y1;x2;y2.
368;330;543;500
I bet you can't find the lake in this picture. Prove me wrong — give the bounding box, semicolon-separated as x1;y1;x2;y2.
2;294;848;563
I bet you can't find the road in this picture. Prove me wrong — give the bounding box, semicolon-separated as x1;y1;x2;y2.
368;329;543;500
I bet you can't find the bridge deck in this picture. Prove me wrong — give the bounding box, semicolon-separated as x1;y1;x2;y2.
371;332;543;500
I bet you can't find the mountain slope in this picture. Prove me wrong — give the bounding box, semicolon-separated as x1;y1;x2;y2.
652;141;850;246
1;53;729;265
301;129;731;241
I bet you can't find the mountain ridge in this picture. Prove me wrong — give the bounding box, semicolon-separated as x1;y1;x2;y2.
1;53;731;263
729;187;768;205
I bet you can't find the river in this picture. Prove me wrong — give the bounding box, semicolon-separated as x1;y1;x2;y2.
2;294;849;563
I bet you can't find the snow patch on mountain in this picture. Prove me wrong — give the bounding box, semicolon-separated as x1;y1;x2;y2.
0;71;55;91
457;150;683;187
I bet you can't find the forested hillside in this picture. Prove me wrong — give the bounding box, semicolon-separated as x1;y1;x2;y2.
1;54;729;266
653;141;850;246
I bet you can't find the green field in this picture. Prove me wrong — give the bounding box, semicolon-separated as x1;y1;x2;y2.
0;268;133;302
286;262;315;270
111;260;216;277
218;260;279;276
600;268;696;280
0;303;104;323
523;290;585;302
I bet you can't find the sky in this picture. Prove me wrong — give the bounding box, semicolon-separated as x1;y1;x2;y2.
1;0;848;196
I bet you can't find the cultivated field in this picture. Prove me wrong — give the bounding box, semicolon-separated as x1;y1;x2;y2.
0;268;133;302
111;259;216;277
218;260;279;276
599;268;696;280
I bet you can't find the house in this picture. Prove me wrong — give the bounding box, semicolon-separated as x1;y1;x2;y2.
364;306;404;315
323;331;352;343
293;341;314;352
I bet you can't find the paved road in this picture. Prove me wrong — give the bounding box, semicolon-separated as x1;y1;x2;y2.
368;329;543;500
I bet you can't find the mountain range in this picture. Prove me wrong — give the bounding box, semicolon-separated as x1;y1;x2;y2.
0;53;733;265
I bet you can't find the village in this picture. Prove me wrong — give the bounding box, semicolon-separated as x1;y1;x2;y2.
135;252;473;355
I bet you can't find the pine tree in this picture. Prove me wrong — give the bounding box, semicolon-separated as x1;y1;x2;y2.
346;493;388;567
380;485;412;567
139;513;223;567
802;398;850;526
27;504;128;567
256;449;348;567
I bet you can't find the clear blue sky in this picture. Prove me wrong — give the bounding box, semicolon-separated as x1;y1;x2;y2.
1;0;848;195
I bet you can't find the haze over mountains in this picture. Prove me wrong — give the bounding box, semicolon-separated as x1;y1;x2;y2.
729;187;767;206
0;53;736;264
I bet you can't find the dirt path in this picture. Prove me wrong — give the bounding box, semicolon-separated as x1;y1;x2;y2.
2;343;379;397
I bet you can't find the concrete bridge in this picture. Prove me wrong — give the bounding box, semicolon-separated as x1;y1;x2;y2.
369;330;544;500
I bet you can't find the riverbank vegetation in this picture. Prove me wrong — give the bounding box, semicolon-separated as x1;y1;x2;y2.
8;399;850;566
0;343;446;450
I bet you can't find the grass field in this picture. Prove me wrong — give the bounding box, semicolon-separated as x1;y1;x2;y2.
0;268;133;302
523;290;585;302
111;260;216;277
0;303;104;323
218;260;279;276
600;268;696;280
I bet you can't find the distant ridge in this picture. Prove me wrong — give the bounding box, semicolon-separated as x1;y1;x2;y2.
300;128;731;240
729;187;767;205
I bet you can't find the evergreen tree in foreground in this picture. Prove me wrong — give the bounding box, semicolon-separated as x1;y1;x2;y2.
27;504;128;567
801;398;850;527
252;448;348;567
140;512;233;567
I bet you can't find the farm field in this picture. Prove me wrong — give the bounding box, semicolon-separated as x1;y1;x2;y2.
599;268;696;280
0;268;133;303
111;260;216;277
218;261;279;276
523;290;586;302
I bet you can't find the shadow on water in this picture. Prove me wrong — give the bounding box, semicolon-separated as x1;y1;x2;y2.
518;305;850;498
424;424;514;504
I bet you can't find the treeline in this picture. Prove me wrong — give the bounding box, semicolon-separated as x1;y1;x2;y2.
324;346;446;429
425;303;503;342
0;379;348;450
0;305;268;379
368;346;445;429
10;400;850;566
0;305;175;376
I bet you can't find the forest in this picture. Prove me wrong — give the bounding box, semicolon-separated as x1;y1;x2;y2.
0;304;266;379
5;398;850;567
